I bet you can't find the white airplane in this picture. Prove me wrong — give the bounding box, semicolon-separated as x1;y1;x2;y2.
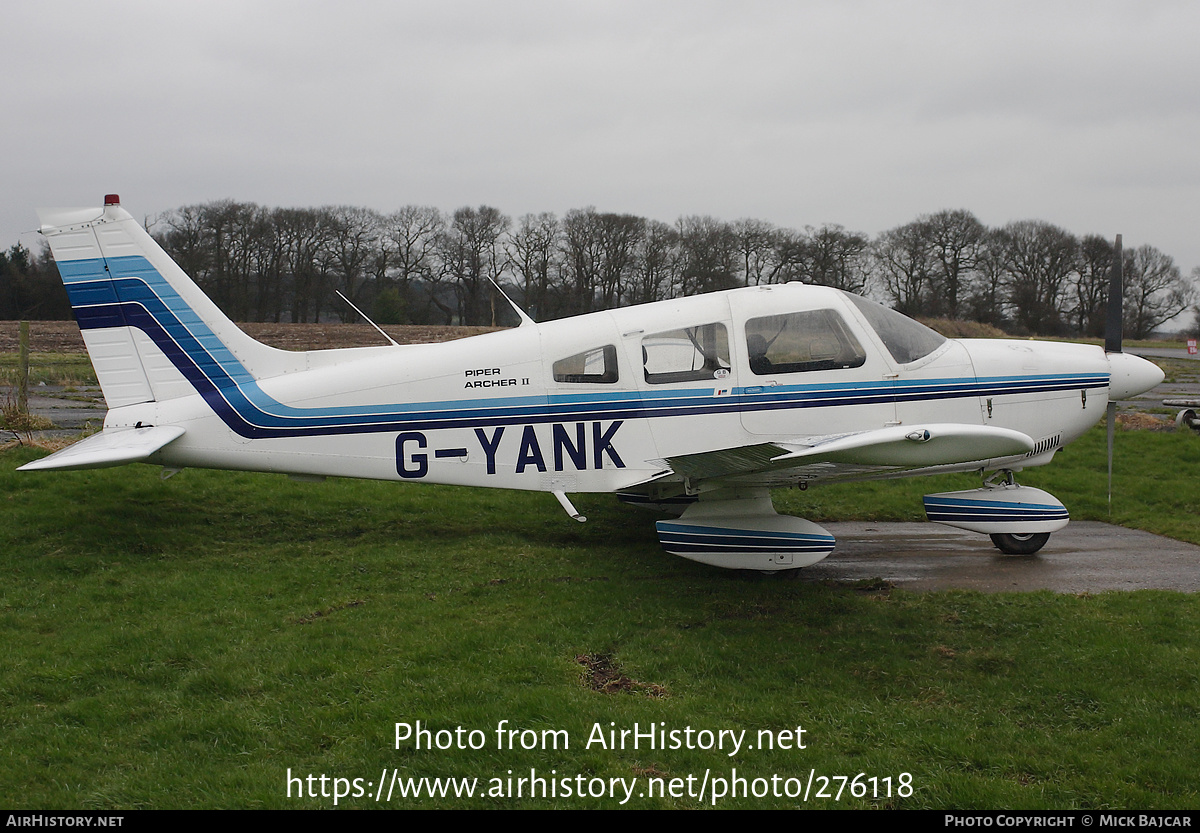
21;197;1164;571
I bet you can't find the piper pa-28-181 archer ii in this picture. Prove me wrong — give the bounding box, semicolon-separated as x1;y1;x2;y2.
21;196;1165;571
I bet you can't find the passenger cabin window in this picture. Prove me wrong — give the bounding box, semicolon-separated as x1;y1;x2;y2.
642;323;731;384
845;293;946;364
553;345;618;384
745;310;867;375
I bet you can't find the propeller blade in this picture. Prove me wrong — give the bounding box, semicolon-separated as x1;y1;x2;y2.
1107;401;1116;514
1104;234;1122;511
1104;234;1123;354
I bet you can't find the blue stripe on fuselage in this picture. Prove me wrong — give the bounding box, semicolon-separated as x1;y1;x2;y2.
61;257;1111;439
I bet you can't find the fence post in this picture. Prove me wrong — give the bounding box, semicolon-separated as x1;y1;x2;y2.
17;320;29;414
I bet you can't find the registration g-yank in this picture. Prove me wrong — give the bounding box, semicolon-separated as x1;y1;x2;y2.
22;197;1164;571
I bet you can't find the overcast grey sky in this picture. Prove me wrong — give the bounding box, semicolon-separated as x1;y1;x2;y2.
5;0;1199;278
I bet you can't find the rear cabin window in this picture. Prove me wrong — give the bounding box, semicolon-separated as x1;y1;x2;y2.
745;310;867;375
642;323;731;384
552;345;619;384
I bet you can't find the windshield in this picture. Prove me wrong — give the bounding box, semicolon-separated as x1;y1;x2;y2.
845;293;946;365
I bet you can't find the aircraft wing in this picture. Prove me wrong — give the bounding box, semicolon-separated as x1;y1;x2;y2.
646;423;1035;488
17;425;186;472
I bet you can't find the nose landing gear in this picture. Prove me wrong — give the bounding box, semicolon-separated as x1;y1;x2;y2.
989;531;1051;555
924;470;1067;556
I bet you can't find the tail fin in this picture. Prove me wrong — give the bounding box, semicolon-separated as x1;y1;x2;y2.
38;196;301;408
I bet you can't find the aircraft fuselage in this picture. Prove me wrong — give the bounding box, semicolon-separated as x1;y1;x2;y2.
99;283;1113;492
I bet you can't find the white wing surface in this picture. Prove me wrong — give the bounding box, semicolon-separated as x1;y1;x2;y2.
641;423;1035;490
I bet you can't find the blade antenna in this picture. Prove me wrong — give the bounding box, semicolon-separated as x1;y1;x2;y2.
489;278;536;327
1104;234;1123;513
336;290;400;347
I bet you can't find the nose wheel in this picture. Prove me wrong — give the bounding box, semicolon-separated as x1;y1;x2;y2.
989;532;1050;555
925;472;1066;556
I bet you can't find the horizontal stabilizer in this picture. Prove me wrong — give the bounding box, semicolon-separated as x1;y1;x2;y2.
18;425;185;472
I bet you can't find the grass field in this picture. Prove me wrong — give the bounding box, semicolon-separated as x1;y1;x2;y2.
3;422;1200;809
0;352;97;387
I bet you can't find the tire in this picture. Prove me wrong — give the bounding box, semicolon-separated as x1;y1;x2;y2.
989;532;1050;555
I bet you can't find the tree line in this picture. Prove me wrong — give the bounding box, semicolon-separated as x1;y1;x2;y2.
2;202;1195;339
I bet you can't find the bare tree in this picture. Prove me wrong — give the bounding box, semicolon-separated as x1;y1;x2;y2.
765;227;810;285
321;206;384;321
141;198;1199;339
799;224;871;294
676;215;739;296
732;218;779;286
249;210;288;323
1124;245;1196;338
382;206;445;324
1071;235;1115;337
965;230;1009;328
0;241;71;320
873;221;934;316
505;212;561;321
438;206;510;325
924;209;985;319
629;219;679;306
272;207;329;323
156;204;212;287
561;208;605;315
995;220;1078;335
595;213;643;310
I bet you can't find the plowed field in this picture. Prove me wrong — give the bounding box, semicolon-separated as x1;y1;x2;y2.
0;321;503;352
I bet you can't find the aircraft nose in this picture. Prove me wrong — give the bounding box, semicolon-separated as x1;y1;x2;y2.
1107;352;1165;400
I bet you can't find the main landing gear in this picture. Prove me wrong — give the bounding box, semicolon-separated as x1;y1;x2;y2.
653;487;835;572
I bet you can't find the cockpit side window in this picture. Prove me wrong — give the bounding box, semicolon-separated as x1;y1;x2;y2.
553;345;618;383
642;323;731;384
745;310;867;375
845;293;946;364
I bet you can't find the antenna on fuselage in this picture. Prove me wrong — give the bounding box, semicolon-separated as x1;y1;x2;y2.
489;278;536;327
335;290;400;347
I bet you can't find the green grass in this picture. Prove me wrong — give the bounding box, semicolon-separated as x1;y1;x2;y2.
3;428;1200;809
0;352;98;386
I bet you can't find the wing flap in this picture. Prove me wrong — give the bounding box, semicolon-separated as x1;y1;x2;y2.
17;425;186;472
651;443;788;480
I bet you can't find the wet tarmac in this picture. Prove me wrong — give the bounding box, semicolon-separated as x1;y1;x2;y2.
804;521;1200;593
0;384;106;443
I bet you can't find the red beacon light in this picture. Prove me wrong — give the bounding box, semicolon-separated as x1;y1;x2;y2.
104;194;120;206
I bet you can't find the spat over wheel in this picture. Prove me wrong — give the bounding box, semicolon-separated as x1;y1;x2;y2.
989;532;1050;555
